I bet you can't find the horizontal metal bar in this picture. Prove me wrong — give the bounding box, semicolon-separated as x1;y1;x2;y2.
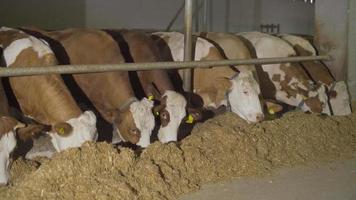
0;55;331;77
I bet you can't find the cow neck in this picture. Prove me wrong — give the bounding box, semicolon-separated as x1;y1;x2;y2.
119;97;138;111
19;28;100;115
104;30;146;99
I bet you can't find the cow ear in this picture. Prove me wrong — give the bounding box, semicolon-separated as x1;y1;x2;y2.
0;116;25;134
215;77;232;90
17;124;50;141
53;122;73;137
153;104;165;116
186;107;203;123
265;101;283;114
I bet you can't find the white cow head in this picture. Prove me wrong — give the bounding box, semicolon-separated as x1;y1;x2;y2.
113;98;155;148
329;81;352;116
154;90;187;143
49;111;98;152
226;71;264;123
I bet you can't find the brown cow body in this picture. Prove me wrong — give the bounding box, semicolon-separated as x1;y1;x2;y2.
239;32;331;115
279;34;352;115
0;27;98;153
35;28;156;147
152;32;264;123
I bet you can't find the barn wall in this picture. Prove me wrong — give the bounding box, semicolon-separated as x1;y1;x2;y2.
348;0;356;100
85;0;314;34
0;0;86;29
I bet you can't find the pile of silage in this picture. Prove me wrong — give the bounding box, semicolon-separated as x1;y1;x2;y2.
1;103;356;200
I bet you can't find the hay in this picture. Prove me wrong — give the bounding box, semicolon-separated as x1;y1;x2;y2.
1;102;356;200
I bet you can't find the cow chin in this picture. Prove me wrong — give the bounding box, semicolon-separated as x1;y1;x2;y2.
0;131;16;185
329;81;352;116
49;111;97;152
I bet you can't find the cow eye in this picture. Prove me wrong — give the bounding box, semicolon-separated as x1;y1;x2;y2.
243;91;248;95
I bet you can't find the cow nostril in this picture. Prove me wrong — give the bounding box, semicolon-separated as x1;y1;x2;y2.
256;114;264;122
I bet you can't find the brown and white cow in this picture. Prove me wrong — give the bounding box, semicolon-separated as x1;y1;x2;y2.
239;32;331;115
279;34;351;115
0;27;98;152
105;29;193;143
152;32;264;123
31;28;156;147
0;80;25;185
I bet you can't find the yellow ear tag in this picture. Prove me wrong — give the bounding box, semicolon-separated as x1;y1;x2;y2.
58;127;65;135
155;111;160;116
302;95;307;100
268;108;275;115
185;114;194;124
148;95;154;101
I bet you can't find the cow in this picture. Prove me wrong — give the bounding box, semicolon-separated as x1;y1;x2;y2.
151;32;264;123
0;80;26;185
105;29;203;143
279;34;352;115
0;27;98;153
23;28;156;148
238;32;331;115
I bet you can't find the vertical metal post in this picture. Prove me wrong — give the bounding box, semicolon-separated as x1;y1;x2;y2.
202;0;208;32
183;0;193;92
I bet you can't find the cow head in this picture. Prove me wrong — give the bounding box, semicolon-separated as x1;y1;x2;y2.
221;71;264;123
328;81;352;115
0;116;25;185
113;98;155;148
48;111;98;152
153;90;187;143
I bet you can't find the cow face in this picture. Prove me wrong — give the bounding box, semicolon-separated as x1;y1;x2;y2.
49;111;97;152
113;109;141;145
154;90;187;143
113;98;155;148
329;81;352;115
227;71;264;123
0;117;24;185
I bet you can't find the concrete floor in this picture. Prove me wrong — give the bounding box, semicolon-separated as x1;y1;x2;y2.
180;156;356;200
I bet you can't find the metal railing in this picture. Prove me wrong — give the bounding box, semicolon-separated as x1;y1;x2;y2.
0;55;330;77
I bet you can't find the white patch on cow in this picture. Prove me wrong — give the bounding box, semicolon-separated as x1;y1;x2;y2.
49;111;98;152
317;85;331;115
279;34;317;55
130;98;155;148
0;131;16;185
3;36;53;66
152;32;212;61
228;71;264;123
158;90;187;143
329;81;352;115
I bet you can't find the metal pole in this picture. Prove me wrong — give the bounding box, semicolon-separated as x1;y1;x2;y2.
202;0;208;31
0;55;331;77
183;0;193;92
